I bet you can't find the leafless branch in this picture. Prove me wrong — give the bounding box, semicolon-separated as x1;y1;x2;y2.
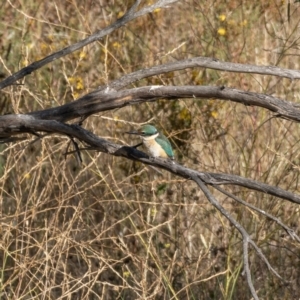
1;115;299;206
0;0;179;90
192;174;289;300
0;106;297;298
213;185;300;242
105;56;300;91
1;85;296;124
191;174;260;300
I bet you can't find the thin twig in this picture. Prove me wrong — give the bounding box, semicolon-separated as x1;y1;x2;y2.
213;185;300;242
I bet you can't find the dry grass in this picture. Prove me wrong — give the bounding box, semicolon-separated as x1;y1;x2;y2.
1;0;300;299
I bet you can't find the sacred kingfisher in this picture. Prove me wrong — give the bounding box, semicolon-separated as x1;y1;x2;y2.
126;124;174;160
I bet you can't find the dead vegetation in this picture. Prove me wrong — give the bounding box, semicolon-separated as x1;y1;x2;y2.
1;1;300;299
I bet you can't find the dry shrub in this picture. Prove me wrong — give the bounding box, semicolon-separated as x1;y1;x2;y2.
1;1;300;299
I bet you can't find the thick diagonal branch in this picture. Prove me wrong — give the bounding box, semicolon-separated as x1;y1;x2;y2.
5;85;297;123
0;0;178;90
0;116;299;206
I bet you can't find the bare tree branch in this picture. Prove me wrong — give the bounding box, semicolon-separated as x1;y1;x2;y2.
105;56;300;91
213;185;300;242
0;105;295;298
15;85;300;124
191;174;261;300
0;0;178;90
192;174;292;300
1;116;299;206
0;114;293;297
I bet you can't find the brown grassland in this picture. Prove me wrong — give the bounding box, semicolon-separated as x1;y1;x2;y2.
1;0;300;299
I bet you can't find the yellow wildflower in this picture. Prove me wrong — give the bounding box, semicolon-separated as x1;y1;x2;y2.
68;77;84;90
218;14;226;22
211;111;218;118
112;41;121;49
79;50;86;59
76;78;84;90
117;11;124;18
68;77;76;84
217;28;226;36
123;271;130;278
21;58;28;67
151;208;157;217
24;173;31;179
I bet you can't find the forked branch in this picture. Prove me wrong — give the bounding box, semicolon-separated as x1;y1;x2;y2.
191;175;283;300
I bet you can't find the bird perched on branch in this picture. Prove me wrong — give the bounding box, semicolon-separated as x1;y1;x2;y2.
126;124;174;160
